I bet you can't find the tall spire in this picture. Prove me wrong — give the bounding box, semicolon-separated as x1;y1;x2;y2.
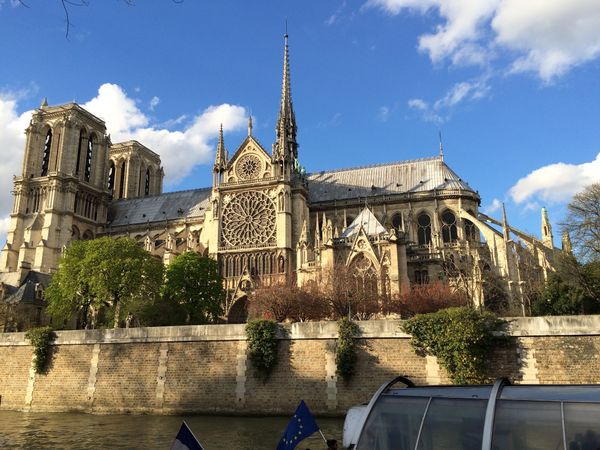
214;124;227;172
248;115;253;137
541;206;554;249
438;131;444;161
502;203;510;242
273;31;298;164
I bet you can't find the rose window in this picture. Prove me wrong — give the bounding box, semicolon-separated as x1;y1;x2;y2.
236;155;261;180
221;191;276;247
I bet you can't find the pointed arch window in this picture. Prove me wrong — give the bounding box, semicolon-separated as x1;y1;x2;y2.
118;161;127;198
417;213;432;245
391;212;403;233
107;161;115;192
41;130;52;176
84;136;94;182
441;210;458;243
464;210;477;242
75;129;85;175
144;168;150;196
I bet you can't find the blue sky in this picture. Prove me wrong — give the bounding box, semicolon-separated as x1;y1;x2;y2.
1;0;600;245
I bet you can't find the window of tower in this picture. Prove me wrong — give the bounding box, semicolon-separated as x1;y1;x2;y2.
417;213;432;246
145;168;150;196
107;161;115;192
391;212;402;233
84;135;94;182
441;210;458;243
41;130;52;176
118;161;127;199
75;129;86;175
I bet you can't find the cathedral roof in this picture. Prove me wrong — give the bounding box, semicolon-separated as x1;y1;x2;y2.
306;156;476;203
107;188;211;227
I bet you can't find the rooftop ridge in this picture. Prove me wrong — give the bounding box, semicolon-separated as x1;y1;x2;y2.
307;155;442;176
110;186;212;203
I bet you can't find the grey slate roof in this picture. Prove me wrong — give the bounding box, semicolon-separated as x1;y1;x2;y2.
342;207;387;238
107;188;211;227
106;157;475;227
306;156;476;204
5;271;51;306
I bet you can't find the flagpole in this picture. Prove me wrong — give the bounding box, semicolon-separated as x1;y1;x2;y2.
318;429;328;443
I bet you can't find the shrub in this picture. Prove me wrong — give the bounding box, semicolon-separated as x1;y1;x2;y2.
246;319;279;380
386;281;468;318
336;317;360;381
248;279;329;322
402;307;503;384
25;326;55;374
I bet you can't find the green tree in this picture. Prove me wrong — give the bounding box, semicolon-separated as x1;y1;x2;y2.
532;272;585;315
162;252;224;324
45;237;164;328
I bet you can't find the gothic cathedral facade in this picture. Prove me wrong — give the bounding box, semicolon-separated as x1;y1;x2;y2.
0;35;558;322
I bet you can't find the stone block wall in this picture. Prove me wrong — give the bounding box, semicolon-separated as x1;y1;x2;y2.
0;316;599;416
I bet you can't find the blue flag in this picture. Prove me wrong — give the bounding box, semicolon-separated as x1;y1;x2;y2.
171;421;204;450
276;400;320;450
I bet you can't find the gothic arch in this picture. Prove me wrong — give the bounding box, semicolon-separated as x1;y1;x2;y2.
416;210;432;245
440;209;458;243
75;127;88;176
71;225;81;241
40;127;53;176
84;132;97;183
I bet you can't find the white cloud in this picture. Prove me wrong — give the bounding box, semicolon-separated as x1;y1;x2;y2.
483;198;502;214
0;93;32;241
407;98;427;111
366;0;600;81
378;105;391;121
83;83;148;137
83;83;247;185
407;76;489;122
509;152;600;204
149;96;160;111
326;1;348;25
492;0;600;82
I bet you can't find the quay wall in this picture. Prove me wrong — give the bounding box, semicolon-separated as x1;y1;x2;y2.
1;316;600;416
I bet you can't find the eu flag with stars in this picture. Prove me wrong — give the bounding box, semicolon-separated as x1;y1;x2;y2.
276;400;320;450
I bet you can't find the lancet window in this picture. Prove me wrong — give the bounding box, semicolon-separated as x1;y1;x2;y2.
145;168;150;196
84;135;94;182
107;161;115;192
118;161;127;199
417;213;432;246
464;210;477;242
41;130;52;176
391;212;403;233
441;210;458;243
75;129;85;175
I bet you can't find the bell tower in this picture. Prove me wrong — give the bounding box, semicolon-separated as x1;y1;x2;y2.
0;101;112;276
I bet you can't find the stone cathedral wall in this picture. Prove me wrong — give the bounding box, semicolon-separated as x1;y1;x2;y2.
0;317;599;416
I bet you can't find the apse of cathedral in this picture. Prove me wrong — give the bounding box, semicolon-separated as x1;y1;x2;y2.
0;34;558;319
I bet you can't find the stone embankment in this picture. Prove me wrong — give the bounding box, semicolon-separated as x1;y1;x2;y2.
1;316;599;416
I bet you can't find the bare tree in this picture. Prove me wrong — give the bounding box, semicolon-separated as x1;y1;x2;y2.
15;0;181;39
562;182;600;263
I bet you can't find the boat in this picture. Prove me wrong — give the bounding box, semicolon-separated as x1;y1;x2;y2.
343;376;600;449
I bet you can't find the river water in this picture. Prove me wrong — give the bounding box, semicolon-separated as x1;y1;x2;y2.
0;411;344;449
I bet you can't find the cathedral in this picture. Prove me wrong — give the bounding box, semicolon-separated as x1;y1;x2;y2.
0;35;558;325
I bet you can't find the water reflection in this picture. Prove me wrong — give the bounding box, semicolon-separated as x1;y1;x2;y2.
0;411;344;450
